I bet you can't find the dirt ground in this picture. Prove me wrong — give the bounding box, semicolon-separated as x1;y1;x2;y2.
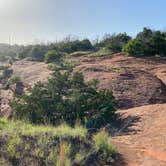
12;60;51;86
112;104;166;166
74;54;166;109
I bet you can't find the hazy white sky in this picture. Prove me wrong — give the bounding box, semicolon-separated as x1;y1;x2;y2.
0;0;166;44
0;0;65;44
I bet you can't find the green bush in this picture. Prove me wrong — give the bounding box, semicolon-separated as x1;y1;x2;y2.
122;39;144;56
10;72;116;128
44;50;62;63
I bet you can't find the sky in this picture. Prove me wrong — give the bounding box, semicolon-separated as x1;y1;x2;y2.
0;0;166;44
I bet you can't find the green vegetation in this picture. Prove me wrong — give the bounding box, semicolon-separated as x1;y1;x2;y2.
123;27;166;56
8;76;22;85
0;118;87;138
69;50;93;57
88;48;113;57
93;130;116;162
0;28;166;63
15;38;94;62
18;44;48;61
3;27;166;165
53;38;94;54
44;50;63;63
0;118;116;165
95;33;131;53
10;71;116;128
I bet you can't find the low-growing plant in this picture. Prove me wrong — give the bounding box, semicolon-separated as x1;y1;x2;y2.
69;51;93;57
8;76;22;85
93;130;116;163
7;136;21;158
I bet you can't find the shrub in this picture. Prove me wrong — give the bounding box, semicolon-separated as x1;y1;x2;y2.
44;50;62;63
122;39;144;56
10;72;116;128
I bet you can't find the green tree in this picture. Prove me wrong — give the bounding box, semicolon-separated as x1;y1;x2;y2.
123;27;166;56
96;33;131;53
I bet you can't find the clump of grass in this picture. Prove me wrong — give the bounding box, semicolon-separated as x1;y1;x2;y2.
8;76;22;85
7;135;21;157
48;60;80;71
93;130;116;162
89;48;113;57
69;51;93;57
0;118;87;138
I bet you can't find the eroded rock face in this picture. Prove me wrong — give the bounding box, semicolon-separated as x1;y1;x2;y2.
109;69;166;109
74;54;166;109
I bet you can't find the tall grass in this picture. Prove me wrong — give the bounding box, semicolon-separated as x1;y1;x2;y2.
0;118;117;165
0;118;87;138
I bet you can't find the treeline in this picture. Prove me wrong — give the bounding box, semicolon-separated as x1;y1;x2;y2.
1;27;166;63
123;28;166;56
